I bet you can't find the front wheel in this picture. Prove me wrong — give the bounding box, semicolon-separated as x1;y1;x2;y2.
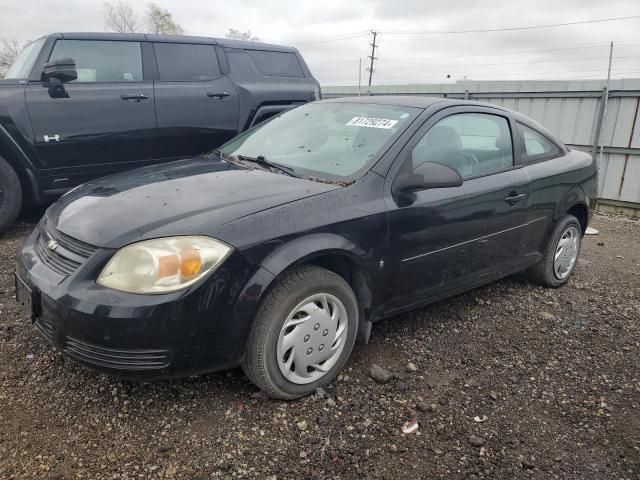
526;214;582;288
242;266;358;399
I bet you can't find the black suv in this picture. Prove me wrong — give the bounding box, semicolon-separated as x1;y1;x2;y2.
0;32;320;232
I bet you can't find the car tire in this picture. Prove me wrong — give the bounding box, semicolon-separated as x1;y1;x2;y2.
242;266;358;400
526;214;582;288
0;156;22;234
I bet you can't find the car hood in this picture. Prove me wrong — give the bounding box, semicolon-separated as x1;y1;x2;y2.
47;157;340;248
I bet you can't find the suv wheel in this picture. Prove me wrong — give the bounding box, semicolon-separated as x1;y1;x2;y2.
242;266;358;399
526;214;582;288
0;156;22;234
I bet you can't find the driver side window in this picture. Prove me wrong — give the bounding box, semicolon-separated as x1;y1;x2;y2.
411;113;514;178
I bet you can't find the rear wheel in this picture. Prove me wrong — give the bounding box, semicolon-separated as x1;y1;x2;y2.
0;156;22;234
526;214;582;288
242;266;358;399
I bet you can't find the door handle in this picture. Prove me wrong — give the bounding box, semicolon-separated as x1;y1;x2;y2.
120;94;149;102
504;193;527;205
207;91;230;99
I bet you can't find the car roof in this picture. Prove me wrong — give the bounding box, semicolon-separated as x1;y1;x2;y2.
321;95;522;111
46;32;298;53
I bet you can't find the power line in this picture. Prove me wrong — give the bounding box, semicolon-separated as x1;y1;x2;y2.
379;14;640;35
380;43;616;62
306;41;640;66
286;16;640;48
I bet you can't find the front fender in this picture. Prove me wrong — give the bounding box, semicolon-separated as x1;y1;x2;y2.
260;232;367;277
232;235;371;356
253;233;376;345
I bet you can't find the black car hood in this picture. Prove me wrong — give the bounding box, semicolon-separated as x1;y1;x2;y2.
47;157;339;248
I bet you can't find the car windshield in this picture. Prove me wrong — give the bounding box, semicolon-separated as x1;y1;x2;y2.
4;38;45;79
217;102;419;179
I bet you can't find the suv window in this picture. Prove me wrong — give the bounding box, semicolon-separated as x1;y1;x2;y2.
246;50;304;77
518;123;561;162
411;113;513;178
154;43;220;81
49;40;143;82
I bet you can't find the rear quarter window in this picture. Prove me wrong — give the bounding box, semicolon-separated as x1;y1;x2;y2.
518;122;562;162
246;50;304;77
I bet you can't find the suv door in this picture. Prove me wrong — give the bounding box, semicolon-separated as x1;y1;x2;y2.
152;42;240;159
25;39;156;185
385;107;533;311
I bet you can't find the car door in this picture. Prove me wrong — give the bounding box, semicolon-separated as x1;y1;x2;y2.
385;106;533;312
513;121;566;258
152;42;240;159
25;39;156;179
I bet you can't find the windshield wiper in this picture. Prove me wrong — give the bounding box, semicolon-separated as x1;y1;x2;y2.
236;155;301;178
212;150;301;179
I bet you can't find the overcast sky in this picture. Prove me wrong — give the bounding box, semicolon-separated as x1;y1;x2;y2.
2;0;640;85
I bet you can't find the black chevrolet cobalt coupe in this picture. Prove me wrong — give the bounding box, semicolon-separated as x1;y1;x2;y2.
16;96;597;398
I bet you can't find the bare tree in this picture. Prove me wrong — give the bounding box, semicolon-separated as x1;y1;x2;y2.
0;39;20;78
146;3;185;35
103;1;140;33
225;29;261;42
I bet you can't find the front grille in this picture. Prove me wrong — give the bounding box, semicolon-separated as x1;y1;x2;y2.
34;317;171;371
35;221;98;276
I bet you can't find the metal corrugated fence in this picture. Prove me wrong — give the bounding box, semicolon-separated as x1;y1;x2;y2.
322;79;640;214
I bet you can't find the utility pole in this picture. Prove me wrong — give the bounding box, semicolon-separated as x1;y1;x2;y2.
592;41;614;159
600;41;614;163
367;30;378;95
358;58;362;96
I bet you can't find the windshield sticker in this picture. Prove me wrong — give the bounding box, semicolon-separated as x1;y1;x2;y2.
346;117;399;129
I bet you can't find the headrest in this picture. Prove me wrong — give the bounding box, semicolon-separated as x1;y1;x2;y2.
425;125;462;150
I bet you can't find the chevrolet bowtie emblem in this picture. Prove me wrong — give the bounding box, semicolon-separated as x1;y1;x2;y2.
47;239;60;252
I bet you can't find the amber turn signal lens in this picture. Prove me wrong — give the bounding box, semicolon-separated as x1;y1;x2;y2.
180;248;202;280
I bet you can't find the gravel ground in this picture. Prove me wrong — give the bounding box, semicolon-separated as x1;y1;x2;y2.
0;213;639;480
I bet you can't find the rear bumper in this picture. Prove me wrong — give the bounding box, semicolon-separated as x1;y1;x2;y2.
16;225;275;380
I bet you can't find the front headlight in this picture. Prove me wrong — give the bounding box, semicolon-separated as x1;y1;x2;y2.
97;236;232;294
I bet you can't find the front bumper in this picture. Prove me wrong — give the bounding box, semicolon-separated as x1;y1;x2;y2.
16;223;274;379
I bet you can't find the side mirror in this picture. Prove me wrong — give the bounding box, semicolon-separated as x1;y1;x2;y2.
42;58;77;83
392;161;463;196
